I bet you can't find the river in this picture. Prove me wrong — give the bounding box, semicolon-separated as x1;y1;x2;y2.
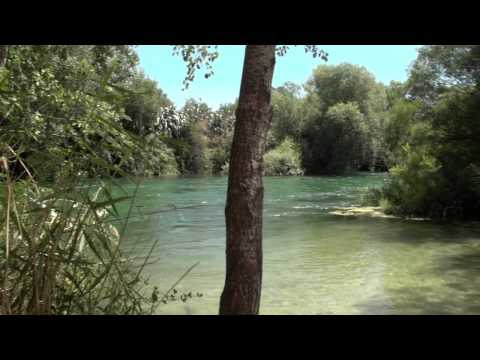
117;173;480;314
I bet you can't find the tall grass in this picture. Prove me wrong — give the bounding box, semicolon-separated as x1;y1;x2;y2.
0;150;199;315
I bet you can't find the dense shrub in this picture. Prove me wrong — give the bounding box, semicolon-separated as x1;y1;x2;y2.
382;145;443;216
264;138;304;176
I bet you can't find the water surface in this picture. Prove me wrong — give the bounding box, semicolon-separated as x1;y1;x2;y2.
119;174;480;314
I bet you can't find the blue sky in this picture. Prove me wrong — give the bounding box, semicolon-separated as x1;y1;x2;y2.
137;45;421;110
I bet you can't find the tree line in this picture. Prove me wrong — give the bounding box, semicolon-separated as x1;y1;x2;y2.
0;45;406;181
2;45;479;222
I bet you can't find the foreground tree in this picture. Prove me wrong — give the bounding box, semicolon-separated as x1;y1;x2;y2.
175;45;327;314
219;46;327;314
219;46;276;314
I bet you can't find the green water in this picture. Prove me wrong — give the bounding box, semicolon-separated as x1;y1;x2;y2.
119;173;480;314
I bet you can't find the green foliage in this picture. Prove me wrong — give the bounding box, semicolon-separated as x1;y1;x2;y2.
0;45;162;180
208;102;236;139
174;100;213;175
159;99;236;176
408;45;480;106
302;102;369;174
0;160;160;314
4;44;479;224
382;145;443;216
383;98;422;166
306;63;380;114
121;70;172;136
0;172;202;314
189;121;211;175
0;46;193;179
375;46;480;219
207;103;235;174
301;64;389;174
123;135;178;177
264;138;304;176
172;46;219;90
209;143;231;175
275;45;328;60
268;84;305;149
0;46;204;314
386;81;407;107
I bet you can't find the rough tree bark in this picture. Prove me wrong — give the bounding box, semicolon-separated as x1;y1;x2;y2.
219;45;276;315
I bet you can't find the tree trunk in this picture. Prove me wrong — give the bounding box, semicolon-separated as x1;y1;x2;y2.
219;45;276;315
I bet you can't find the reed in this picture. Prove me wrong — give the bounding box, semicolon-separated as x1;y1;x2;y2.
0;151;199;315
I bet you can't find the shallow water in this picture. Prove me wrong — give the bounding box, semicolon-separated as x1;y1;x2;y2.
118;174;480;314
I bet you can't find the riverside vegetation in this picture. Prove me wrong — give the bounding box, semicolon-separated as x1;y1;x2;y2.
1;45;479;314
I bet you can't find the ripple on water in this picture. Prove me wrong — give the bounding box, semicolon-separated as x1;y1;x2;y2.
118;175;480;314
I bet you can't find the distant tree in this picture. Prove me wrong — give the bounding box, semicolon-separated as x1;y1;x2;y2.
305;63;378;114
122;70;172;136
302;63;388;173
269;84;304;149
383;98;422;166
208;102;236;174
302;102;368;174
386;80;407;108
407;45;480;107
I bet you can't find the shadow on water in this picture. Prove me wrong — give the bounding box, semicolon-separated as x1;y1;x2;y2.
350;216;480;245
354;244;480;314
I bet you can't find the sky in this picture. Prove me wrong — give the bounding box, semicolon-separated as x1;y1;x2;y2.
137;45;421;110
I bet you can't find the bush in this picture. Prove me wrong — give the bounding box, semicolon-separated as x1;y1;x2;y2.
377;145;445;217
264;138;304;176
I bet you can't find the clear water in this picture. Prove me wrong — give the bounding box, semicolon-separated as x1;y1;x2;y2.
118;174;480;314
